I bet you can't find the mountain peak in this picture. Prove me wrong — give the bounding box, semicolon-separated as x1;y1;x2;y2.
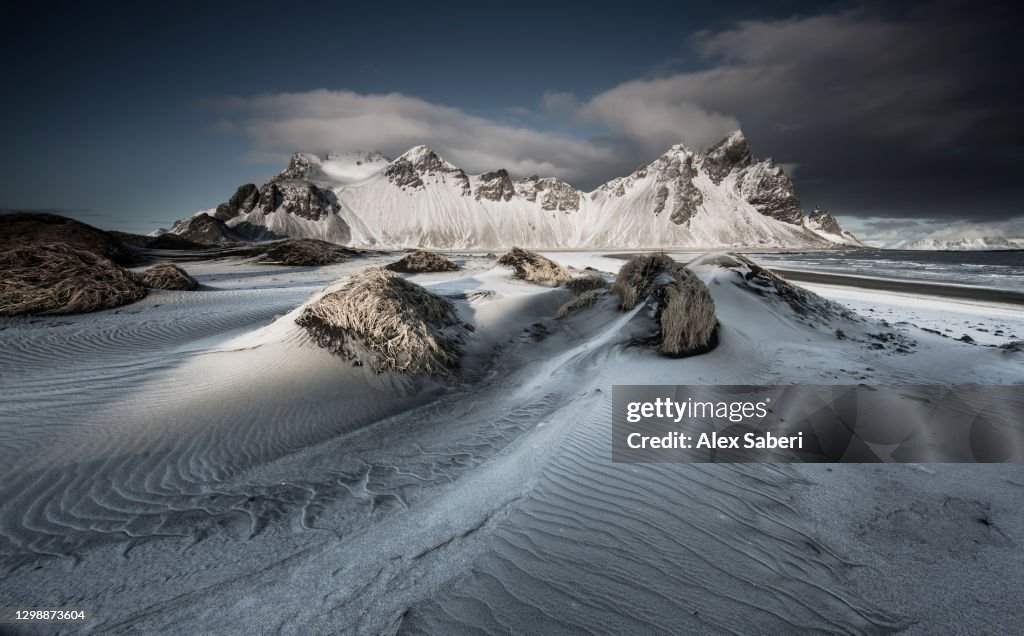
395;145;458;172
700;130;752;185
663;143;695;157
385;145;464;190
279;152;326;180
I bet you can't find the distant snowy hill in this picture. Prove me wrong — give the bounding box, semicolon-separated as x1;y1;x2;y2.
892;237;1024;251
803;207;862;247
166;133;864;249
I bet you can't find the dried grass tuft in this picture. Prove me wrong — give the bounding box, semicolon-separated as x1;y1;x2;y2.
556;289;602;319
654;273;717;356
385;250;459;273
295;267;464;375
565;274;609;295
726;253;858;323
258;239;355;266
137;264;199;290
0;244;147;316
496;247;571;286
611;253;687;310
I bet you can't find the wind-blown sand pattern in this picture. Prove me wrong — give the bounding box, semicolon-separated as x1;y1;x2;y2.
1;251;1022;634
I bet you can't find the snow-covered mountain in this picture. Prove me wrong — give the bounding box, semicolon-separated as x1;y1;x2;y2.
803;207;862;247
168;133;863;249
891;236;1024;251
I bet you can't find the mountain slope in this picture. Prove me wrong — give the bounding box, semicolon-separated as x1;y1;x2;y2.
172;133;863;249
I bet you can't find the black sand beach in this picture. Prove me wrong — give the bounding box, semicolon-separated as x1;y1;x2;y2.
772;268;1024;306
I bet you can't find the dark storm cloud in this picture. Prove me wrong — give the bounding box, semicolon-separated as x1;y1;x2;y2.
575;1;1023;220
216;2;1021;225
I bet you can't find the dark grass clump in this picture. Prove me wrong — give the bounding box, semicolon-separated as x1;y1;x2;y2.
611;254;687;310
137;264;200;290
0;212;137;264
296;267;465;375
611;253;717;356
496;247;571;286
0;244;147;316
652;274;717;356
556;289;603;319
724;254;858;323
386;250;460;273
257;239;356;266
564;274;609;295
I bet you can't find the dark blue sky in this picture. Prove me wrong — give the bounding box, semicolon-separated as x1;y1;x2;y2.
1;1;1019;241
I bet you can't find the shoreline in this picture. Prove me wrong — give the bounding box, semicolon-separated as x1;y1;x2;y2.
772;268;1024;306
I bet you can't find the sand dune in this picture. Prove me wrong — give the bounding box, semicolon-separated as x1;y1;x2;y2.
0;252;1021;634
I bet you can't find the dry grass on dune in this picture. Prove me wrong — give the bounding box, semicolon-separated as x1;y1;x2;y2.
654;274;717;356
565;274;609;295
0;244;147;316
610;253;717;356
556;289;603;319
296;267;464;375
611;253;687;310
725;253;857;323
386;250;460;273
257;239;355;266
496;247;571;286
137;264;199;290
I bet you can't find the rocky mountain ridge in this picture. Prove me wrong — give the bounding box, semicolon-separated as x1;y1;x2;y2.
166;132;863;249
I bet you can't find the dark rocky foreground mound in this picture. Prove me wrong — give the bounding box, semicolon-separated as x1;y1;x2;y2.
496;247;572;286
0;212;137;264
0;244;147;316
385;250;459;273
137;264;200;290
296;267;466;375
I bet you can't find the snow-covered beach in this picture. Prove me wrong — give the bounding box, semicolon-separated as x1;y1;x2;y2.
1;250;1021;634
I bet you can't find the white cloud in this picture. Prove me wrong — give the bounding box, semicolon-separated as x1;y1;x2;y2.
210;89;617;184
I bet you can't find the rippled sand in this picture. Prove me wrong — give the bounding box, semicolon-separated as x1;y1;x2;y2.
1;252;1021;635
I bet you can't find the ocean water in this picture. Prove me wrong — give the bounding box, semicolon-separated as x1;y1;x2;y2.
749;249;1024;292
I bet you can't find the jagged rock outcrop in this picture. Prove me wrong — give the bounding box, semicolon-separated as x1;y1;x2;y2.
606;146;703;225
807;207;843;235
475;169;516;202
169;213;242;245
731;160;803;225
256;179;339;221
701;131;753;185
698;130;803;225
384;145;469;194
279;153;327;181
215;183;260;221
514;177;581;212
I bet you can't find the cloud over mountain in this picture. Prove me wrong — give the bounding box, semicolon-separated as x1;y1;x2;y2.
207;3;1021;223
